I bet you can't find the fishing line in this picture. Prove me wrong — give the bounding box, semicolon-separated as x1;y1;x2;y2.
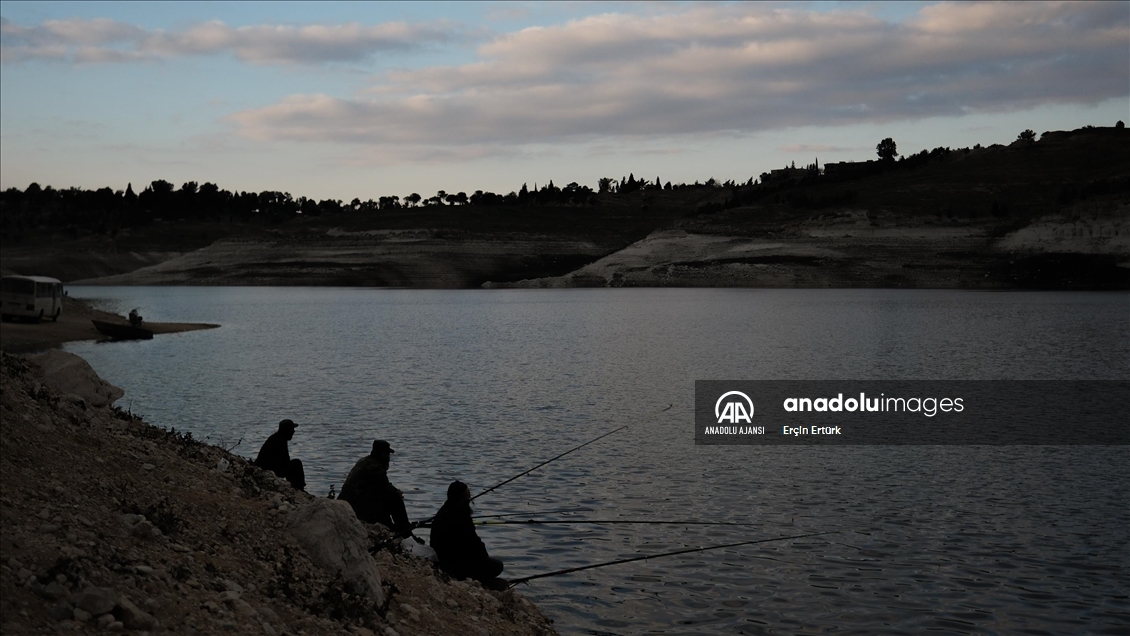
508;531;835;587
471;507;594;519
475;519;762;527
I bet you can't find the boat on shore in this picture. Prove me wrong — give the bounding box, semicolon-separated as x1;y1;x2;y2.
91;319;153;340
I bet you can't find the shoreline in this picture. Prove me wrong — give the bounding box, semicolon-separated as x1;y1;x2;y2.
0;349;558;635
65;281;1130;290
4;127;1125;292
0;296;219;354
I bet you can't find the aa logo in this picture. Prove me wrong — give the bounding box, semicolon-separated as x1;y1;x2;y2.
715;391;754;424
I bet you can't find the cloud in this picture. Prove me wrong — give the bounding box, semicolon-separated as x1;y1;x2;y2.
224;2;1128;151
0;16;464;65
585;144;692;157
484;5;533;23
778;144;856;153
337;143;529;168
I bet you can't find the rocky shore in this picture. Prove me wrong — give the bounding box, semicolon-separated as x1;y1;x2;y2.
0;350;557;635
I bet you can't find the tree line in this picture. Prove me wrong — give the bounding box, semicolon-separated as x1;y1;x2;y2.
3;123;1121;240
0;172;735;239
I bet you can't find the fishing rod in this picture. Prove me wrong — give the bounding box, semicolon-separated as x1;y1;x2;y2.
507;530;834;588
471;424;629;502
471;507;593;519
475;519;762;527
472;402;670;502
413;424;632;529
413;404;673;529
414;508;596;529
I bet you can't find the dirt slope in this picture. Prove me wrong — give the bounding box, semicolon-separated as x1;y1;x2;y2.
0;352;557;635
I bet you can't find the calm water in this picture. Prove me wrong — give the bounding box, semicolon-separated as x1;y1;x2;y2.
64;287;1130;635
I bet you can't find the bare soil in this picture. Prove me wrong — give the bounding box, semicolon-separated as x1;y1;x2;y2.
0;352;558;635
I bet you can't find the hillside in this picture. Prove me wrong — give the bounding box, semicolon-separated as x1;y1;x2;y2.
2;126;1127;289
509;127;1129;289
0;350;556;635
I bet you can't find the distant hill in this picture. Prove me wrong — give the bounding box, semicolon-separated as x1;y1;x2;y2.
2;126;1127;289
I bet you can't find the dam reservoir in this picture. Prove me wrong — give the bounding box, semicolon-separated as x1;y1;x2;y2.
64;287;1129;635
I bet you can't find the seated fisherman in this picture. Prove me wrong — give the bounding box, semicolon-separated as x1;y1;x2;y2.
430;480;506;588
128;308;143;327
252;419;306;491
338;440;412;536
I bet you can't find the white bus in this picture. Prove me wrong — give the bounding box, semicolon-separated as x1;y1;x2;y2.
1;275;64;322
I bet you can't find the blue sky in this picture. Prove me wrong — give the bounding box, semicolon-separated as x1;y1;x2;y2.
1;1;1127;201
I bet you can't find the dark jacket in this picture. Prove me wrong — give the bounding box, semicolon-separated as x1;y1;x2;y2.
338;455;407;529
253;431;291;479
430;500;490;576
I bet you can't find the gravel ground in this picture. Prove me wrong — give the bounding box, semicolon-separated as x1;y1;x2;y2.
0;352;557;635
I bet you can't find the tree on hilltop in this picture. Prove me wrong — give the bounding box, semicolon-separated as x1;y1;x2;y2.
1017;129;1036;143
876;138;898;162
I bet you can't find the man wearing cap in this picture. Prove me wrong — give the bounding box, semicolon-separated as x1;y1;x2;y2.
253;419;306;491
338;440;412;536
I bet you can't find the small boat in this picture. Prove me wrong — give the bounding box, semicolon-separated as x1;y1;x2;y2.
91;319;153;340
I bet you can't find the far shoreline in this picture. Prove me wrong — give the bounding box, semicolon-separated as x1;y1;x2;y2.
64;281;1130;291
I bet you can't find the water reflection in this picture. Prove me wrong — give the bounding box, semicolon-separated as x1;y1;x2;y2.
65;288;1130;634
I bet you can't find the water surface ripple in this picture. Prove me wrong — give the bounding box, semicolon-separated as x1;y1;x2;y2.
64;288;1130;635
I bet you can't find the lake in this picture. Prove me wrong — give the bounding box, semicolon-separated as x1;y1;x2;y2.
64;287;1130;635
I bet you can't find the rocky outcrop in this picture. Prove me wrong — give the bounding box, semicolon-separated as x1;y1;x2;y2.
996;206;1129;255
26;349;124;407
288;498;385;606
67;234;608;288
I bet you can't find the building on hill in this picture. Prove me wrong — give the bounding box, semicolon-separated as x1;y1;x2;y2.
822;160;875;178
764;167;809;183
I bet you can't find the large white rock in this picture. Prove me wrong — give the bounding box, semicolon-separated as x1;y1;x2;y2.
288;498;384;606
27;349;124;407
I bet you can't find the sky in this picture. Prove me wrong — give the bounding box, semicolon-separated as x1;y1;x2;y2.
1;1;1127;201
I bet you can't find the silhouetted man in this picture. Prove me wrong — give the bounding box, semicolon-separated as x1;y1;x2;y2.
253;419;306;491
430;480;506;589
338;440;411;535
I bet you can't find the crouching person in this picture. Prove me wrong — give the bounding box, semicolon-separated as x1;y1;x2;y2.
430;481;506;590
253;419;306;491
338;440;413;536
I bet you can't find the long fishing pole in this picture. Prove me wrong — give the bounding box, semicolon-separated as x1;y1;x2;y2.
414;404;670;529
414;508;596;529
471;424;629;502
476;519;762;527
474;402;668;503
472;508;593;519
507;531;833;588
